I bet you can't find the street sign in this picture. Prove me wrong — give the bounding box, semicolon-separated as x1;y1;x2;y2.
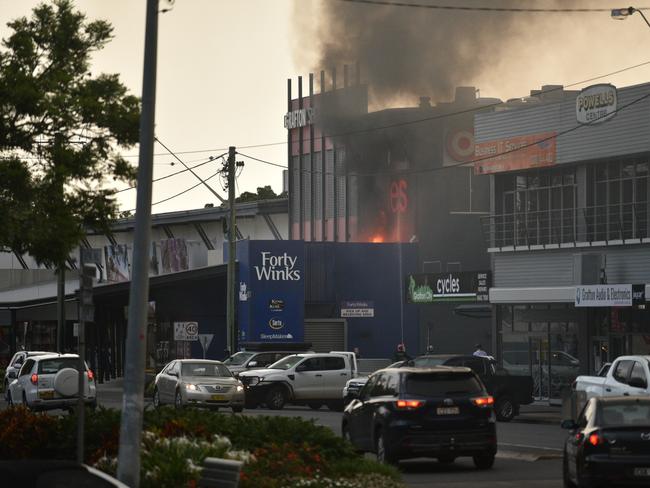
198;334;214;359
81;305;94;323
174;321;199;341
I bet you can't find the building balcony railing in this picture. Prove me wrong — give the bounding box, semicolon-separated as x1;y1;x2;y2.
481;202;650;250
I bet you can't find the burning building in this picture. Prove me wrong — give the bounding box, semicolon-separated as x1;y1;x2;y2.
286;66;497;354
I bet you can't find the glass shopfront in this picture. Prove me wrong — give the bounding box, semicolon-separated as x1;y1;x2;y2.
588;307;650;373
498;304;581;403
498;303;650;404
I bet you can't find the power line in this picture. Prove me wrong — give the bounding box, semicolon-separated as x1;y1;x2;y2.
333;0;648;13
114;154;222;193
113;60;650;157
124;170;222;213
154;137;228;203
240;91;650;178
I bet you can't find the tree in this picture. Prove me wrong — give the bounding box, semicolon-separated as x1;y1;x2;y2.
0;0;140;267
235;185;281;203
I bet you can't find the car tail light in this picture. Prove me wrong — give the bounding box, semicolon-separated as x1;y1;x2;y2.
472;396;494;407
30;374;38;385
396;399;423;409
588;432;603;446
87;370;94;381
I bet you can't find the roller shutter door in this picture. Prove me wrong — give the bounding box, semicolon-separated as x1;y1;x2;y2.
304;320;346;352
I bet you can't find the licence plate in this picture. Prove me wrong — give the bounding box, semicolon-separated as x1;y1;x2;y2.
634;468;650;477
39;390;54;399
436;407;460;415
211;394;226;401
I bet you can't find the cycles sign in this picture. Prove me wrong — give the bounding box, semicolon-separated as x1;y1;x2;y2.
407;271;491;303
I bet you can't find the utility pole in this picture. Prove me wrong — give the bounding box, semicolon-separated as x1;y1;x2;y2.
117;0;159;486
56;264;65;352
226;146;237;356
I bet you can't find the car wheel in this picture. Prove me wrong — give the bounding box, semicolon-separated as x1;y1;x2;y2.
438;455;456;464
375;430;397;465
473;452;495;470
232;406;244;413
308;403;323;410
265;386;287;410
174;390;184;410
327;400;344;412
153;388;161;409
563;453;577;488
495;396;516;422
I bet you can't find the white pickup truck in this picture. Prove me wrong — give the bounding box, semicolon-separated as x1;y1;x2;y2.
574;355;650;401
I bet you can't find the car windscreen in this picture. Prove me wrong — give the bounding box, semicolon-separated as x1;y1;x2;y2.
599;402;650;427
404;372;483;397
412;357;449;368
267;355;302;370
37;358;83;374
181;363;232;377
223;352;255;366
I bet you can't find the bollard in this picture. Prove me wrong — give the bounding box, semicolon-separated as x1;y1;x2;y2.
198;458;243;488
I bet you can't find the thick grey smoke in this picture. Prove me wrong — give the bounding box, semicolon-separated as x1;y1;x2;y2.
299;0;597;106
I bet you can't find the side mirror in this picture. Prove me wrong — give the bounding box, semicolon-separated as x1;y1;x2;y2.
629;377;648;389
13;362;22;369
247;361;258;368
561;419;578;430
8;371;17;379
296;363;307;372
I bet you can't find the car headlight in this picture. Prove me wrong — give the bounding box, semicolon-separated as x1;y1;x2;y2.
236;385;244;392
185;383;198;391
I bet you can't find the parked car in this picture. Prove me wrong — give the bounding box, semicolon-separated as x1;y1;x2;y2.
223;350;301;376
562;396;650;487
239;352;357;410
153;359;245;412
574;356;650;402
4;350;52;398
6;353;96;411
342;366;497;467
343;354;533;421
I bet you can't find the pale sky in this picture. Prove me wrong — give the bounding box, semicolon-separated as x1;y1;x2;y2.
4;1;650;214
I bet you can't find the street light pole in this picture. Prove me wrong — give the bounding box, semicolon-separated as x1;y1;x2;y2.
612;6;650;28
116;0;159;486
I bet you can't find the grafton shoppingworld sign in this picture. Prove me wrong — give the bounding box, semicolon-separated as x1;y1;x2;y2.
576;84;617;125
407;272;490;303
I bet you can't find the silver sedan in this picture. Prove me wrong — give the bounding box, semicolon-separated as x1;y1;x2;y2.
153;359;245;412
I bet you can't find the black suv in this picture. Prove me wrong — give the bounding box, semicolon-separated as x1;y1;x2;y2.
342;367;497;468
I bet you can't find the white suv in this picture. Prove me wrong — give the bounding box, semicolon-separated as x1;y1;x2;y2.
4;350;51;398
7;353;97;411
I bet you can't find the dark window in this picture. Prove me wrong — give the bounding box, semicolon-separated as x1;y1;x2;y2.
19;359;35;377
300;358;324;372
322;357;345;370
613;360;633;384
599;402;650;427
404;372;483;397
369;374;389;397
181;362;231;377
253;353;277;367
385;374;398;396
462;358;487;375
630;362;648;387
38;358;83;374
360;374;379;400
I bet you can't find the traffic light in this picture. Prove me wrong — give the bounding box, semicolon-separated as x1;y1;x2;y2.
79;264;96;322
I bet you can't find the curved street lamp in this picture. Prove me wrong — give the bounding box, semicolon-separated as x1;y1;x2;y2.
612;6;650;28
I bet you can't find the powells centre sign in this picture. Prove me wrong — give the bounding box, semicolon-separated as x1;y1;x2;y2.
576;84;617;125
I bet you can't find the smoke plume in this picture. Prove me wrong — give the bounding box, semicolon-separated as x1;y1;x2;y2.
294;0;617;107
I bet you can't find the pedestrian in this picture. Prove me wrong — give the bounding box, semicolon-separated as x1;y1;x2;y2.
473;343;488;357
393;343;412;362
